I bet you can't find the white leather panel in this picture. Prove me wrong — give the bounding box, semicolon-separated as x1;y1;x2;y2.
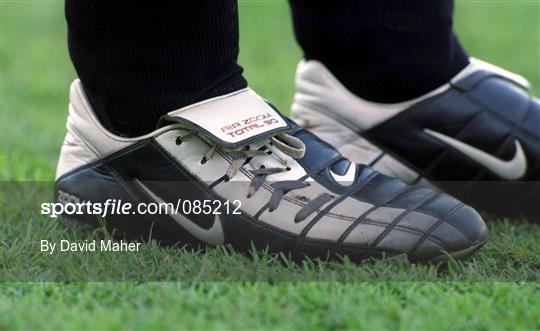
343;223;386;245
329;197;373;219
258;200;307;235
55;129;99;179
292;60;451;132
306;216;352;241
212;179;271;217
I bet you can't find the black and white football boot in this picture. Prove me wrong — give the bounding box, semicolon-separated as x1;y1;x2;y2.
292;58;540;221
54;80;488;263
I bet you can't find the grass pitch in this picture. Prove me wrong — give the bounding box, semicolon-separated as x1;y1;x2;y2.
1;1;539;330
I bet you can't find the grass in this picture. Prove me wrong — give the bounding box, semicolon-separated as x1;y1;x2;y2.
1;1;540;330
2;283;538;330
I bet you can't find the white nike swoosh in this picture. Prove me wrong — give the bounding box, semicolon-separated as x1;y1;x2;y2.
330;163;356;186
134;179;225;245
424;129;527;180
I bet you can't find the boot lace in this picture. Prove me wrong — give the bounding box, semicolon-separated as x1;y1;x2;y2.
176;131;334;222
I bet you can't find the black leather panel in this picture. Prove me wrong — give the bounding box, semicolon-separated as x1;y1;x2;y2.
522;99;540;137
365;72;540;219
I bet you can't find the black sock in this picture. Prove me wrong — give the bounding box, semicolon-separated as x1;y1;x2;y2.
289;0;469;103
65;0;247;136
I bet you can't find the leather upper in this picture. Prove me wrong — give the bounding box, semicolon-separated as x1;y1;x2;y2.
55;80;489;262
364;70;540;218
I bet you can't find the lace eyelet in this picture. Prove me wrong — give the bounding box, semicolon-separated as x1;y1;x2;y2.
200;157;207;165
268;208;274;213
223;176;230;183
175;137;183;145
286;167;291;171
244;145;251;151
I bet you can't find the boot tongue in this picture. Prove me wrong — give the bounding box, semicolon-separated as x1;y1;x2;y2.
159;88;291;149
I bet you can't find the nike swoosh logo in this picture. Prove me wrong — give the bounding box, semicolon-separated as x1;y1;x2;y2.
330;164;356;186
134;179;225;245
424;129;527;180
